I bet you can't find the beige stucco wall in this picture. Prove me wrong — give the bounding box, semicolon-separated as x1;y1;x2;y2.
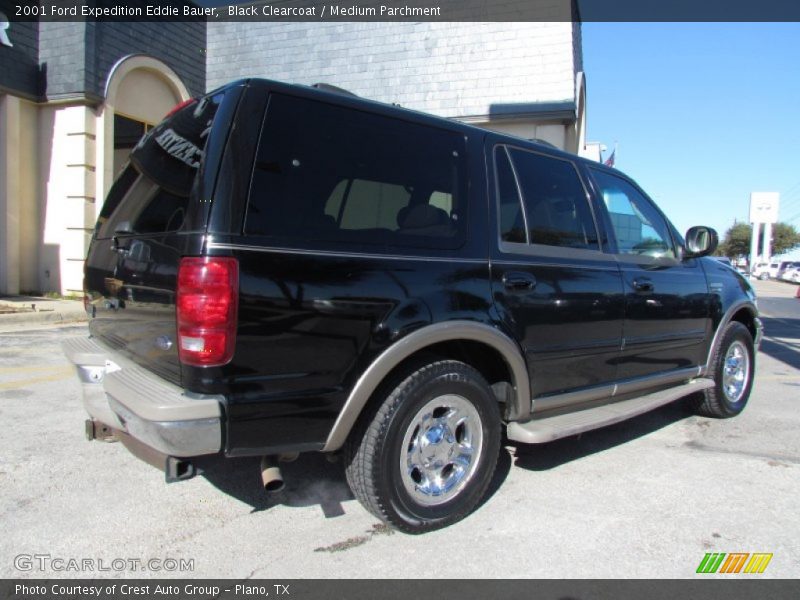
115;68;182;125
41;104;97;294
0;95;41;295
463;73;587;154
1;58;189;296
18;98;40;292
0;97;100;295
0;93;20;295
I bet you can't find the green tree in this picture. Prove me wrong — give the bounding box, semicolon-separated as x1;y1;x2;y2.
772;222;800;256
719;223;751;258
718;221;800;259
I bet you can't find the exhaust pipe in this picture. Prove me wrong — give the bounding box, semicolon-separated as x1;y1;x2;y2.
260;455;285;493
166;456;196;483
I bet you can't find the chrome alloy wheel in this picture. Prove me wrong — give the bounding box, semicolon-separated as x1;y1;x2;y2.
400;394;484;506
722;340;750;403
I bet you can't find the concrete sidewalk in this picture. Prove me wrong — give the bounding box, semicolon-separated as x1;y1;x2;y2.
0;295;87;331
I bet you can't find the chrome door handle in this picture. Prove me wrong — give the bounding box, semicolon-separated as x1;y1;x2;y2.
502;272;537;291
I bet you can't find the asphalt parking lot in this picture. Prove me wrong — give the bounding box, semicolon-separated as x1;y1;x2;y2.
1;280;798;578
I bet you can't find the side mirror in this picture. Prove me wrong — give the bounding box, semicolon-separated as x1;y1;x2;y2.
684;226;718;258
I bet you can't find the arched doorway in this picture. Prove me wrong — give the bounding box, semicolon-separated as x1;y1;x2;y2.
97;55;190;209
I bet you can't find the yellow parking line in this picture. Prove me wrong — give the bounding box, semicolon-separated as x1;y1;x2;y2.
0;365;72;374
0;366;74;391
0;347;61;356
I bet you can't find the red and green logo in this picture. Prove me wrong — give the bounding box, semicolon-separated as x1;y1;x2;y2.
696;553;773;574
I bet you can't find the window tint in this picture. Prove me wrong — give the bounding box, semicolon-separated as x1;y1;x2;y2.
97;92;225;238
337;180;411;230
246;94;467;249
590;169;675;258
495;147;527;243
503;147;598;250
100;178;188;237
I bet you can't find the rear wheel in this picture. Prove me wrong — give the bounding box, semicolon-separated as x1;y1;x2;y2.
345;360;501;533
690;322;754;418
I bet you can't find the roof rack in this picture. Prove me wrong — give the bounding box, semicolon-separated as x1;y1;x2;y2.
311;83;359;98
529;138;558;149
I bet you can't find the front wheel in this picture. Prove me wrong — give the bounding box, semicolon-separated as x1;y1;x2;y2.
344;360;501;534
690;322;755;418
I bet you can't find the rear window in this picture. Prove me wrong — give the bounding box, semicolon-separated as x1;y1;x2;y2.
95;92;225;239
245;93;467;250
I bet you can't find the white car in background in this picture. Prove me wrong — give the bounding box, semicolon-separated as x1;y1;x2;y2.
779;266;800;283
752;260;799;280
750;262;773;279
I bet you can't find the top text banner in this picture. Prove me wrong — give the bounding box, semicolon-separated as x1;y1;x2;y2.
5;0;800;22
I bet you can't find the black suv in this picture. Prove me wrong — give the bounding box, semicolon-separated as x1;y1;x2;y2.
64;79;762;533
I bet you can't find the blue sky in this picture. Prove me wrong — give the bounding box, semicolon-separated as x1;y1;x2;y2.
582;22;800;259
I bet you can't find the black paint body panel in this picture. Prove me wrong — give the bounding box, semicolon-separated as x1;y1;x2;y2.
82;78;756;457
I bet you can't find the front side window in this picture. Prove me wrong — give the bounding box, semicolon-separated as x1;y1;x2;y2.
246;94;467;250
494;145;598;250
590;169;676;259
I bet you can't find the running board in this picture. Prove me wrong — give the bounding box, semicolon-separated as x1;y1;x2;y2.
506;378;715;444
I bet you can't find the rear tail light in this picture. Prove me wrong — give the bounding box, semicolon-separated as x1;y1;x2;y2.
176;257;239;367
164;98;196;118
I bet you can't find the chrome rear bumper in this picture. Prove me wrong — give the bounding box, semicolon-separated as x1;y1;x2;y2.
63;336;222;457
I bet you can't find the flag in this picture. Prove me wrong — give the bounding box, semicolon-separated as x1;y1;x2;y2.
603;147;616;168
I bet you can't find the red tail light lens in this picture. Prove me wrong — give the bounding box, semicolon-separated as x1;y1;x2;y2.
177;257;239;367
165;98;196;118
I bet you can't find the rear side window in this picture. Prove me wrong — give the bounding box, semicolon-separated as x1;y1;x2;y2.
96;92;225;239
495;145;598;250
495;148;527;244
245;94;467;250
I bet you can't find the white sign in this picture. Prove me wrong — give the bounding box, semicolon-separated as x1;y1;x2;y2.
749;192;780;224
0;12;11;48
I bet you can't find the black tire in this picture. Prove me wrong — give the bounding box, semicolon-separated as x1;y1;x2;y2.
344;360;501;534
689;322;754;418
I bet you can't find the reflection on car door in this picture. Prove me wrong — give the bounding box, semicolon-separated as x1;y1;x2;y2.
489;142;625;408
587;167;711;382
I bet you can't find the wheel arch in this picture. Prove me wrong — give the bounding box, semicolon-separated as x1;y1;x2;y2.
322;321;529;452
703;300;760;376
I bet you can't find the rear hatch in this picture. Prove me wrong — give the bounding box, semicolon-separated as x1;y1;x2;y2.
84;87;237;385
